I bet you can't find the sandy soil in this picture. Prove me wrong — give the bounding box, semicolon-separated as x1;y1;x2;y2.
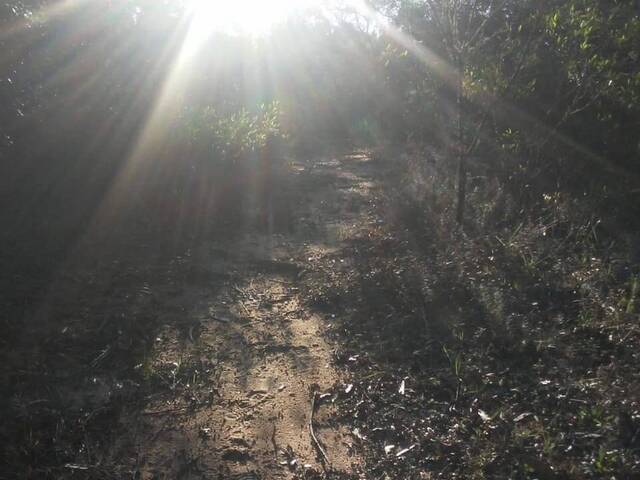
126;153;378;479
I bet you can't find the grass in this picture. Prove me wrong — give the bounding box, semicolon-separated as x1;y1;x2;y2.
305;146;640;479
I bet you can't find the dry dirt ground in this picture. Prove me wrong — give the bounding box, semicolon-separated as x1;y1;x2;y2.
1;152;383;479
129;153;381;479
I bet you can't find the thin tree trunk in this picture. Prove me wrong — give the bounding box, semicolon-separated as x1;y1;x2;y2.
455;53;466;225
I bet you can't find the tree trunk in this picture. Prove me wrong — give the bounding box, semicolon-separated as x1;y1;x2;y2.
455;53;466;225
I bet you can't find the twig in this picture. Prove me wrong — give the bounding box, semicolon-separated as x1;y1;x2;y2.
142;406;189;416
90;345;112;368
309;391;330;467
622;326;637;342
238;300;252;318
211;314;230;323
64;464;91;471
271;424;278;461
233;284;248;297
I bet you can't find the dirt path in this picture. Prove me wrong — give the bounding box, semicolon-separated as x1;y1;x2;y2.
130;152;379;479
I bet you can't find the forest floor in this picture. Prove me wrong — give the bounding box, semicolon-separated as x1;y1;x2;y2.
1;152;385;479
3;150;640;479
119;152;379;479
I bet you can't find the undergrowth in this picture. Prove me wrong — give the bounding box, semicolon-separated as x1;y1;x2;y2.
310;147;640;479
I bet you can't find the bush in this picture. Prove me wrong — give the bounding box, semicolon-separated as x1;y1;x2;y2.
177;101;285;167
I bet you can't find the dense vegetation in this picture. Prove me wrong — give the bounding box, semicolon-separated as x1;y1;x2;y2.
1;0;639;478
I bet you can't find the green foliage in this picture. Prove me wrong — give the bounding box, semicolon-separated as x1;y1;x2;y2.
593;446;622;475
546;1;640;107
178;101;284;163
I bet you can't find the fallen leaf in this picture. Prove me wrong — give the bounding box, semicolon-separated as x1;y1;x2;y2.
514;412;532;422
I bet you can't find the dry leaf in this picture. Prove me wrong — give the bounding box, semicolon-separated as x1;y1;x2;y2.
478;410;491;422
398;379;406;395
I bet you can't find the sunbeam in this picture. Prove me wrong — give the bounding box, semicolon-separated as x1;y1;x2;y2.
186;0;323;36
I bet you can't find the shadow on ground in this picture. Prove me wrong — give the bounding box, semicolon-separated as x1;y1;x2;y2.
0;153;367;480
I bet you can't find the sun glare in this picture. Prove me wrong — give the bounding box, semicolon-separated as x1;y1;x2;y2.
187;0;322;36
